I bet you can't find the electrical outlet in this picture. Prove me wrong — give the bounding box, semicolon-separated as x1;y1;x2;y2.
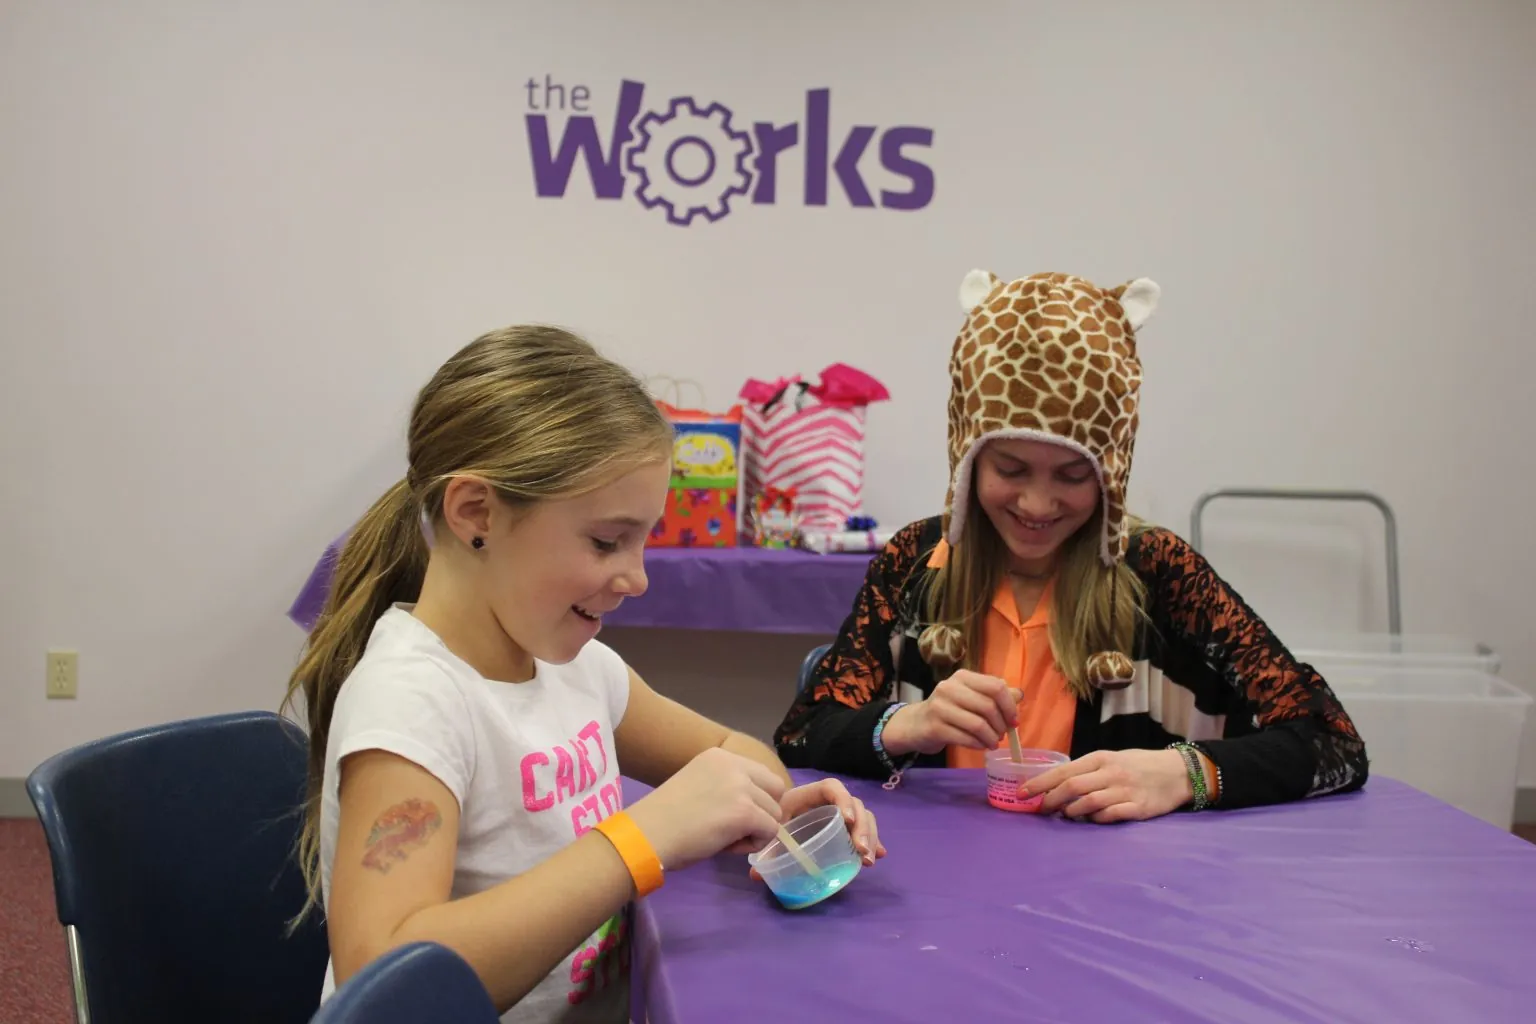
47;650;78;699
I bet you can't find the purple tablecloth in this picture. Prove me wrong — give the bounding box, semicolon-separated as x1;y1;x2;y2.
287;535;874;635
624;770;1536;1023
604;546;872;634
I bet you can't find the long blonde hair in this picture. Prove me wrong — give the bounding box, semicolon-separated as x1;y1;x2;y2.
924;495;1149;699
280;325;672;922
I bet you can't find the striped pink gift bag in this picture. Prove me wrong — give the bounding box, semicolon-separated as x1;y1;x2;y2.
738;364;889;539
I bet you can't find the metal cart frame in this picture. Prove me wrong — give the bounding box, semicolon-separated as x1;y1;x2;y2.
1187;487;1401;637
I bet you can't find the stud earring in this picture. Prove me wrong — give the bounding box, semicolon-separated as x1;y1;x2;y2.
471;537;485;550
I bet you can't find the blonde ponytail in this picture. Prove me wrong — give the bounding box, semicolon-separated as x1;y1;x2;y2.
281;478;426;923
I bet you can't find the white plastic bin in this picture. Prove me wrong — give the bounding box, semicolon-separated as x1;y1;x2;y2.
1323;664;1531;829
1288;631;1500;675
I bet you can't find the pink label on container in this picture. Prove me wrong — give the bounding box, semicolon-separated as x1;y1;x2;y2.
987;775;1046;813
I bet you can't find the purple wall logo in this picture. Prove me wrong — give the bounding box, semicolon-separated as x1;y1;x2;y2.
524;76;935;227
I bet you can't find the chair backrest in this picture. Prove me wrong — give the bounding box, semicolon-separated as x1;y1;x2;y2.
309;942;499;1023
797;643;832;693
26;710;331;1023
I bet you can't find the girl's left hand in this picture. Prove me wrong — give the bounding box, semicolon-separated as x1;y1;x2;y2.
1025;749;1193;824
748;778;885;879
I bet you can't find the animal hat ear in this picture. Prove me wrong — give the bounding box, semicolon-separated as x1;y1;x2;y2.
959;269;1002;312
1114;278;1161;331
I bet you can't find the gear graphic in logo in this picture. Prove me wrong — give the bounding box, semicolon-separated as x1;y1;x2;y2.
626;97;753;227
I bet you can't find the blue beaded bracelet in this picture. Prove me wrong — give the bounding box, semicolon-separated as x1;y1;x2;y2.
872;702;906;771
873;702;917;790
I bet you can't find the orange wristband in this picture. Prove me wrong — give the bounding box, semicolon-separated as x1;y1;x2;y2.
1198;751;1222;803
593;812;665;898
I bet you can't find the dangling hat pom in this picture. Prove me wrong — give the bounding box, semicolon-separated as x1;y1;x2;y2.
919;623;965;676
1087;566;1135;690
1086;650;1135;690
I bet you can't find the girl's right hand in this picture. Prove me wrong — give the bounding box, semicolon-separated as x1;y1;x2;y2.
880;670;1023;756
625;748;788;871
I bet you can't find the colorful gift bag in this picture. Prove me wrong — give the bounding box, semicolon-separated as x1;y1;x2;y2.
646;387;743;548
739;363;889;540
748;486;801;549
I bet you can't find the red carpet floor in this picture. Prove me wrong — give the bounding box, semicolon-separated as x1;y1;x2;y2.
0;819;72;1024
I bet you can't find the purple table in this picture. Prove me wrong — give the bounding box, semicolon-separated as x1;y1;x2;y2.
604;546;873;634
288;534;874;635
624;770;1536;1023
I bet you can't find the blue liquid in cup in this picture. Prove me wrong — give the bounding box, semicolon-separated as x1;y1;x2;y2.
769;860;862;910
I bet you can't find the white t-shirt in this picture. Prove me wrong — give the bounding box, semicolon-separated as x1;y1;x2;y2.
316;604;633;1023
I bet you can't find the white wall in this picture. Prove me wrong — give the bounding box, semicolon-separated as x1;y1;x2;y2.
3;1;1534;788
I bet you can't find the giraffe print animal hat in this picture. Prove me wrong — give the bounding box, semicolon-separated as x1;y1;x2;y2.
922;269;1160;689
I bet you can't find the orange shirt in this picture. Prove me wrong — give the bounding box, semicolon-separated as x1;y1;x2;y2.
926;540;1078;765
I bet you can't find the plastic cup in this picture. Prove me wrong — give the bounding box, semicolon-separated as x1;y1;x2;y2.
747;804;862;910
986;748;1069;813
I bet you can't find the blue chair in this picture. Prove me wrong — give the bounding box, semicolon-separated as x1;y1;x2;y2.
26;710;330;1023
797;643;832;694
310;942;498;1023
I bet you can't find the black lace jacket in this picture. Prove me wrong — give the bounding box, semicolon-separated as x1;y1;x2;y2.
773;517;1369;810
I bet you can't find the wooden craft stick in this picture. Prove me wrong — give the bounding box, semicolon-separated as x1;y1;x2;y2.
1007;727;1025;764
777;825;823;877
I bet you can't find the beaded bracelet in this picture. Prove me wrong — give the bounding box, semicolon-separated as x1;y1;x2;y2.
1168;742;1212;811
1193;742;1223;805
873;702;918;790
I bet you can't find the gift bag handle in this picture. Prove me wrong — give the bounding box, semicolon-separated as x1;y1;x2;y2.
647;375;708;411
761;380;813;414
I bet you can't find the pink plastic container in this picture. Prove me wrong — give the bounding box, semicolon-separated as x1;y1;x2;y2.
985;748;1069;813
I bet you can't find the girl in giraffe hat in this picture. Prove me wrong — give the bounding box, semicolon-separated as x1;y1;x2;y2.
774;270;1367;821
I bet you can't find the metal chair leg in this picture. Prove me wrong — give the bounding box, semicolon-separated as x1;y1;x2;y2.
65;925;91;1024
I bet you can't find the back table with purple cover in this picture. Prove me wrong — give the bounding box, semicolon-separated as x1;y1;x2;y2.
624;769;1536;1024
287;535;876;635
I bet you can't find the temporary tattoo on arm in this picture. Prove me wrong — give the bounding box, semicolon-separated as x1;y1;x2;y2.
361;797;443;873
